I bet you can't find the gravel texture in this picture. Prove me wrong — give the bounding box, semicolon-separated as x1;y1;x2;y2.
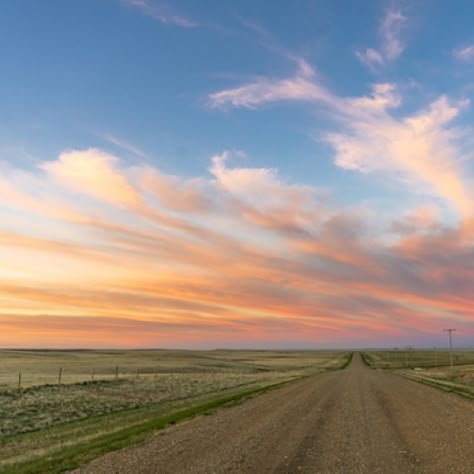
72;354;474;473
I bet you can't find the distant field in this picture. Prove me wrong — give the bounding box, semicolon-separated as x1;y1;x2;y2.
362;349;474;369
362;349;474;400
0;349;346;389
0;349;350;473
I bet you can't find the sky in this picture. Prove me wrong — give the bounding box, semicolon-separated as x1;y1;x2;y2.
0;0;473;349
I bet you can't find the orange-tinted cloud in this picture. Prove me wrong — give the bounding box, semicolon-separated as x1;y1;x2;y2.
0;149;473;348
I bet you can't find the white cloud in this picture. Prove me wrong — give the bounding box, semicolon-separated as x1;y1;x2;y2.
103;133;149;160
41;149;141;207
208;60;333;109
123;0;198;28
453;44;474;62
381;10;406;60
324;94;473;216
355;48;384;69
210;65;473;216
356;9;407;70
210;151;317;213
346;83;402;113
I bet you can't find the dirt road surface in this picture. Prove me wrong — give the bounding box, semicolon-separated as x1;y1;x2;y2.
73;354;474;473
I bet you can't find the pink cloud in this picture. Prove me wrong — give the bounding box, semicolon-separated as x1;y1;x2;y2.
0;149;473;348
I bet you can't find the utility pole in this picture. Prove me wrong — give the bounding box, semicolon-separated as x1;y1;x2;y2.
443;329;456;370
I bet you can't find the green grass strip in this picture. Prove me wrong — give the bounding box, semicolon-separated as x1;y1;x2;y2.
396;373;474;401
359;352;373;367
339;352;354;369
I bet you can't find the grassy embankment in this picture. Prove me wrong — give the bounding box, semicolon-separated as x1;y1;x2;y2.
0;350;352;473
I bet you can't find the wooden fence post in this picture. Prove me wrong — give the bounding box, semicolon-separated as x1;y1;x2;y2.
58;367;62;385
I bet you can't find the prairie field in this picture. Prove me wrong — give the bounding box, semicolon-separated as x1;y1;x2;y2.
0;349;350;473
362;349;474;369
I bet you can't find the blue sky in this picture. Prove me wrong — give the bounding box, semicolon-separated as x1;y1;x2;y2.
2;1;473;178
0;0;473;348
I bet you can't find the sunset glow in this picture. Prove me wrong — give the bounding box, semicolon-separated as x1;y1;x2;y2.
1;1;473;348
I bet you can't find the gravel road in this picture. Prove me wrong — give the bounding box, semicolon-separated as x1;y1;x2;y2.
73;354;474;473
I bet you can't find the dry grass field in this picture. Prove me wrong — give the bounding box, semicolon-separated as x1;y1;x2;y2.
0;349;346;389
0;349;350;473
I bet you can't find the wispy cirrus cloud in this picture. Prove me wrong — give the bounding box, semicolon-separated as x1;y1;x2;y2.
208;59;332;109
453;44;474;62
209;61;474;216
356;9;407;70
0;149;473;347
324;91;474;217
102;133;149;160
123;0;198;28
